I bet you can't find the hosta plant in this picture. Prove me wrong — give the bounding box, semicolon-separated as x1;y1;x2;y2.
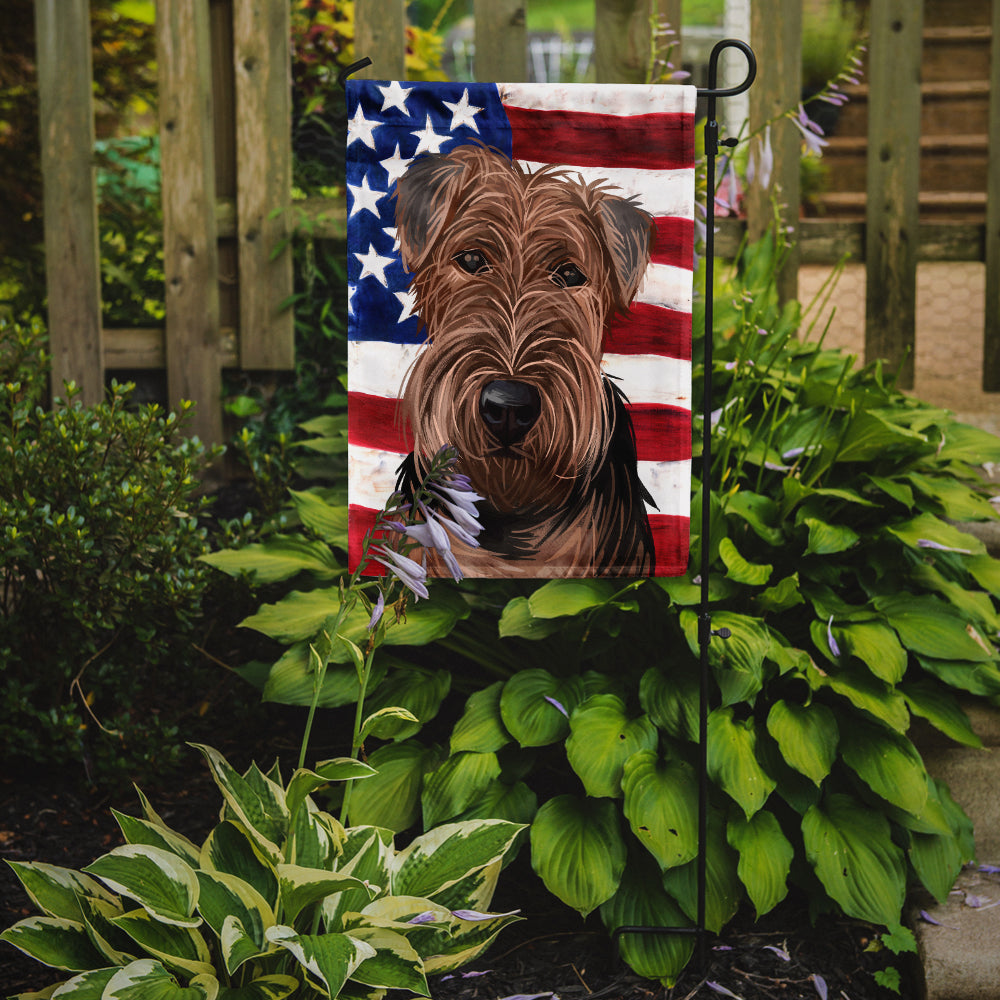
1;744;523;999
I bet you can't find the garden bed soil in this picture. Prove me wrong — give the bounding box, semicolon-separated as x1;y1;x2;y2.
1;738;913;1000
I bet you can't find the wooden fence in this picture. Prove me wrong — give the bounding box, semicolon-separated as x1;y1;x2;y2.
33;0;1000;445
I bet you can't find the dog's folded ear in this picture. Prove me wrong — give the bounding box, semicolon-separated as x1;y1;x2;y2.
393;154;467;273
595;196;655;311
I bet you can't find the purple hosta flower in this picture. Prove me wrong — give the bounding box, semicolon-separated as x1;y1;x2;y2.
451;908;521;921
715;157;742;216
812;974;828;1000
763;944;791;962
791;104;829;156
544;695;569;718
706;982;742;999
979;864;1000;874
371;545;429;600
429;487;483;537
747;124;774;191
367;590;385;631
917;538;973;555
441;970;493;981
407;911;438;925
827;616;842;657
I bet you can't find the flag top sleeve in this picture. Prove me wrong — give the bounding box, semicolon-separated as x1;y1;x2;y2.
346;80;696;578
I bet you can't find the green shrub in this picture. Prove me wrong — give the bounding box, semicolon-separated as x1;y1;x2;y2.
0;317;220;783
1;743;524;998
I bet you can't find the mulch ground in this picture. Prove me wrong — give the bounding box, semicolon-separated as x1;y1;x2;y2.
1;739;913;1000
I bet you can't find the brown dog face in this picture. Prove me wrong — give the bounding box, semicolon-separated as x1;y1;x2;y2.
394;143;653;513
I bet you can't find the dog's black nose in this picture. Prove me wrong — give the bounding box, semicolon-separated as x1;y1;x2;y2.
479;380;540;446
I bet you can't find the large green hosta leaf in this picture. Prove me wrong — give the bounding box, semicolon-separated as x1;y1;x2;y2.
565;695;658;798
680;611;771;706
199;535;342;584
707;707;775;818
639;664;699;743
362;667;451;741
530;795;626;917
832;621;907;684
901;680;982;748
727;811;793;918
421;751;502;828
600;853;694;987
526;578;620;617
346;740;442;832
499;670;584;747
621;751;699;871
450;681;511;754
839;718;928;817
765;700;838;786
802;793;906;926
874;594;996;662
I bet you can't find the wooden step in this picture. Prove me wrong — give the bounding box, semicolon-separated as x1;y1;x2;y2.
822;134;989;193
831;80;991;137
812;190;987;222
922;25;993;83
922;0;991;28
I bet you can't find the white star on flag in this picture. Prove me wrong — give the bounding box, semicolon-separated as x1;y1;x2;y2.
394;289;417;322
347;105;380;149
380;144;412;184
383;226;400;251
354;244;395;286
443;89;483;132
411;115;449;155
347;174;385;218
377;80;412;114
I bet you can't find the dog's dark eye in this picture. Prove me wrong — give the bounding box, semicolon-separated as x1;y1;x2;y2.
551;261;587;288
453;249;491;275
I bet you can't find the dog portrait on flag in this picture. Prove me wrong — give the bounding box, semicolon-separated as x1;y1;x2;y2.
346;81;695;579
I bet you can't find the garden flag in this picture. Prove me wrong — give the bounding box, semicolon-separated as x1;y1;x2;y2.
347;80;696;578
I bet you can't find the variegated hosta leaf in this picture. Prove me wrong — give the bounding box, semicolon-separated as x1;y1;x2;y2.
450;681;511;754
214;974;300;999
345;926;429;995
83;846;200;928
565;695;658;799
102;958;218;999
77;894;136;966
200;822;278;910
288;801;343;870
195;871;274;974
276;864;375;925
621;751;699;871
424;859;501;915
0;916;107;971
265;926;376;998
285;760;375;823
802;793;906;926
112;810;202;868
322;829;393;931
529;795;626;917
706;707;776;818
190;745;287;863
391;820;524;901
45;966;118;997
765;700;838;786
110;908;214;979
599;854;694;987
727;810;793;918
4;861;118;922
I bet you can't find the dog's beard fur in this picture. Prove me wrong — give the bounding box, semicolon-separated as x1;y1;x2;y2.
403;275;611;512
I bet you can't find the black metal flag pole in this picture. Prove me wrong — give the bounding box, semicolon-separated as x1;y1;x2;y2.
613;38;756;973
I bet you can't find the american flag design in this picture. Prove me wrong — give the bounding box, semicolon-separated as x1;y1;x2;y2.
346;80;695;577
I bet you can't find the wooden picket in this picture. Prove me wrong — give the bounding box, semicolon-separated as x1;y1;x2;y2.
30;0;1000;449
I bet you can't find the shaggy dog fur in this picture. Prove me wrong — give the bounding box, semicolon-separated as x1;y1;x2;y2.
393;143;656;576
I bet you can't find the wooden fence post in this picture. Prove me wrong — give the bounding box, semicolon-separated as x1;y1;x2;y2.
983;0;1000;391
157;0;223;445
233;0;294;370
354;0;406;80
594;0;652;84
746;0;801;306
474;0;527;82
864;0;923;389
34;0;104;405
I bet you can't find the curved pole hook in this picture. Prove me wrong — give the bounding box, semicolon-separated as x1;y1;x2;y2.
337;57;373;90
697;38;757;99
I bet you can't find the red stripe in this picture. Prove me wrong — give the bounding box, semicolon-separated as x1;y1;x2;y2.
631;404;691;462
507;106;694;171
651;217;694;269
349;392;413;454
351;505;690;577
650;514;690;576
605;303;691;359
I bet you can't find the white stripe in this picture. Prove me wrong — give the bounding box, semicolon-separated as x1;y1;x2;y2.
349;344;692;408
350;444;405;511
640;459;691;517
516;162;695;220
498;82;697;118
637;262;693;313
350;444;691;521
602;354;691;409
